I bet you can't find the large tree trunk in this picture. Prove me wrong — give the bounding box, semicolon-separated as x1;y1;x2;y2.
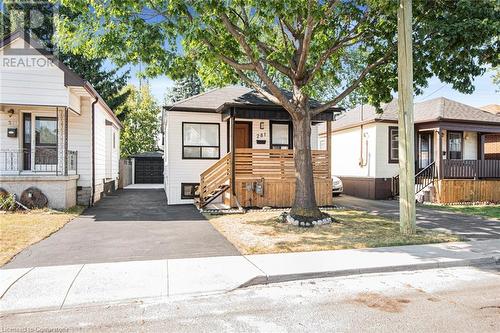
290;111;323;219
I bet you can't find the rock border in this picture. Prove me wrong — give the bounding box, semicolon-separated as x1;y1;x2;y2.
286;214;333;227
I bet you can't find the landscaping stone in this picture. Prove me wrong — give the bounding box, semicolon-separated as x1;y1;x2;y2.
285;213;332;227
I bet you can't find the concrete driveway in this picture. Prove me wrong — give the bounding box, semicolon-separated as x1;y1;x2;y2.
4;188;239;268
335;195;500;240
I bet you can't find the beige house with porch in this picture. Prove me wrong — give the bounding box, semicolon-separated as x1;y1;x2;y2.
330;97;500;203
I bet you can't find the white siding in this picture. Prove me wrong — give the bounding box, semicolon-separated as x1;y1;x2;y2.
374;123;399;178
0;38;69;107
93;104;106;197
332;124;378;178
0;109;20;151
166;111;228;205
68;91;82;114
68;98;92;187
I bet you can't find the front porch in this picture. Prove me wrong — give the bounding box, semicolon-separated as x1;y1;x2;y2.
0;105;81;208
393;122;500;203
196;109;334;209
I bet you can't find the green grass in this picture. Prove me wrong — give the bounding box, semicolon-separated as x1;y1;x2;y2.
424;204;500;219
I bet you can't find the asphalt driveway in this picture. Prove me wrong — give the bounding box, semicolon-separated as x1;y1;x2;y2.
4;188;239;268
335;195;500;241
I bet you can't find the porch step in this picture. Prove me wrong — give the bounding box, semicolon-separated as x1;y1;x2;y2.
196;185;230;209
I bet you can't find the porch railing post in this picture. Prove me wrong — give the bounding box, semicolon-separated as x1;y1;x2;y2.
64;107;69;176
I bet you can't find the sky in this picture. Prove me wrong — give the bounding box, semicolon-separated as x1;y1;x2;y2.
128;66;499;108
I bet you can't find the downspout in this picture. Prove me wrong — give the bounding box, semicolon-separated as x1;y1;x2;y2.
91;96;98;206
359;103;368;167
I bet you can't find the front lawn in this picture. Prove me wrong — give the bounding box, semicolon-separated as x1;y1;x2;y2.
423;204;500;220
0;206;84;266
206;209;462;255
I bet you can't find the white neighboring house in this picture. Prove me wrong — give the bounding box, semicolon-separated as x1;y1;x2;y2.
330;97;500;201
0;31;122;209
163;86;339;207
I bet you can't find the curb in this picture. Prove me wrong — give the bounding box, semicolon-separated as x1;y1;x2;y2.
238;255;499;288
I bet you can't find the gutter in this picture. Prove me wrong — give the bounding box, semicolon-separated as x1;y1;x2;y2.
90;96;98;206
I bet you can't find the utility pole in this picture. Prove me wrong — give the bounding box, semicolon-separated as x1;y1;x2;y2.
397;0;416;235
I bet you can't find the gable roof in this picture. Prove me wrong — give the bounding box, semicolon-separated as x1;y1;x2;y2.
1;30;122;128
166;85;341;113
333;97;500;131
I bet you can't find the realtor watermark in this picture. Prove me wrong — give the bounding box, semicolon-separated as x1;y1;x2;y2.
1;0;59;70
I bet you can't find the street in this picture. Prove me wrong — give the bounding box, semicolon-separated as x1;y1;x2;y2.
1;265;498;332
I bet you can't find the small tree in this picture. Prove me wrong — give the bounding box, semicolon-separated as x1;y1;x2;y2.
165;74;204;104
119;85;160;158
57;1;498;220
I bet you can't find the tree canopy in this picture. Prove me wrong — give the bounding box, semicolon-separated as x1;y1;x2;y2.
119;85;160;158
56;0;498;112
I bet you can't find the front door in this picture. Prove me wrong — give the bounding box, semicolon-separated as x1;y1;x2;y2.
235;122;252;149
418;131;433;169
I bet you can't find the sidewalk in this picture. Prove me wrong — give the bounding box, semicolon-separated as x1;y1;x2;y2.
1;239;499;314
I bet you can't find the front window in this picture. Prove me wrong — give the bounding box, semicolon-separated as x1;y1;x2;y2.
271;122;291;149
388;126;398;163
182;122;220;159
448;131;463;160
35;117;57;165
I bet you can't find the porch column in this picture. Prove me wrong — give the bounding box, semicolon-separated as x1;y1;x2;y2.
437;127;443;179
326;121;332;179
230;113;236;197
64;107;69;176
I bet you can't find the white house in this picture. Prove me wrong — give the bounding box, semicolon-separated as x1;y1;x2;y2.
0;31;122;209
163;86;340;207
330;98;500;203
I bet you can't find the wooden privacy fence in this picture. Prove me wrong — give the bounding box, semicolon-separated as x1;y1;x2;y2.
234;148;330;180
232;148;332;207
197;148;332;208
118;159;132;189
436;179;500;203
443;159;500;179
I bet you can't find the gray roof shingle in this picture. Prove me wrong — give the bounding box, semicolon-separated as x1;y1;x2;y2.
333;97;500;130
166;85;333;112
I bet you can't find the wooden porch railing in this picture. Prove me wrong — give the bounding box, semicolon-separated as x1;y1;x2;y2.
442;159;500;179
234;148;330;180
197;152;232;207
197;148;331;208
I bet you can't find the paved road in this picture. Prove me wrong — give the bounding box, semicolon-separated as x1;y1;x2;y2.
335;195;500;240
1;266;498;332
4;189;239;268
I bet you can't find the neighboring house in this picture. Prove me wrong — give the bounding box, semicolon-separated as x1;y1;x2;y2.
330;97;500;203
0;31;122;209
163;86;340;208
481;104;500;115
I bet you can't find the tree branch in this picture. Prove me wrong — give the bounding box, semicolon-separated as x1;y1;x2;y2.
296;0;315;80
311;48;394;115
219;12;296;112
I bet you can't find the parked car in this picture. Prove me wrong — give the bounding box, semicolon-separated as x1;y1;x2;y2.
332;176;343;196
